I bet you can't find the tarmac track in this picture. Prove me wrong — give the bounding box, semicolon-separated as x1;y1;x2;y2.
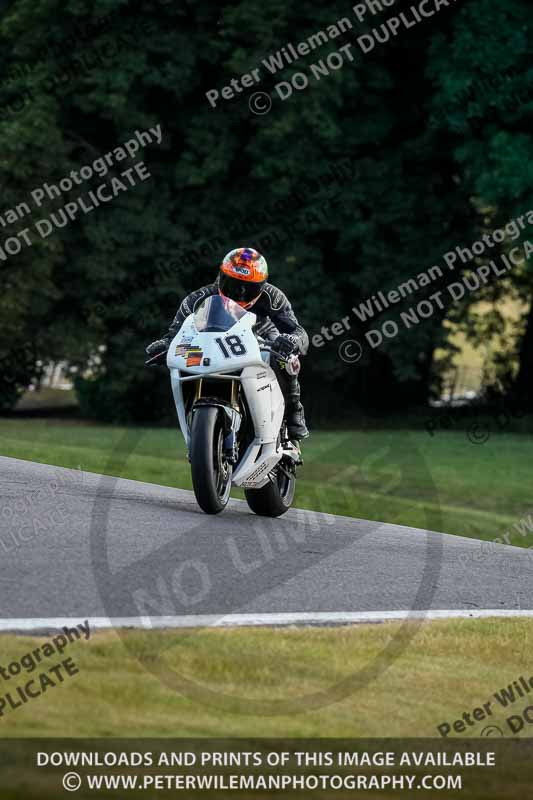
0;457;531;630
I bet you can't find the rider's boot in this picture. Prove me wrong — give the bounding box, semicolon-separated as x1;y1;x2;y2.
285;379;309;440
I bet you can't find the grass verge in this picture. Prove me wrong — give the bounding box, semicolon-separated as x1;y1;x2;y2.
0;418;531;544
1;619;532;738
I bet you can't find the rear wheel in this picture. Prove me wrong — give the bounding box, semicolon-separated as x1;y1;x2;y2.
190;406;232;514
245;461;296;517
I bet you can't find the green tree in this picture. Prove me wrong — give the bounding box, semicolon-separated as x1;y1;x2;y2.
427;0;533;403
0;0;529;420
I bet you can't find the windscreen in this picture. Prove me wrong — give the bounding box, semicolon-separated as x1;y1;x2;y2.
194;294;248;333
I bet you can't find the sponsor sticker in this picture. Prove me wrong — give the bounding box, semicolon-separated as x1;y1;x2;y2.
186;346;203;367
175;343;203;366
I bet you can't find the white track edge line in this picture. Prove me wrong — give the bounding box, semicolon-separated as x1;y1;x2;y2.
1;609;533;632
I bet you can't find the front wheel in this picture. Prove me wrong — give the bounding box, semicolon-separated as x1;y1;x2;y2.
245;462;296;517
190;406;232;514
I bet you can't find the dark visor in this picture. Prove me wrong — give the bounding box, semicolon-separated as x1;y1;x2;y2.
219;274;265;303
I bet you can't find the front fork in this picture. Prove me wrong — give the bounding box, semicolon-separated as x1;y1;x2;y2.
189;380;242;466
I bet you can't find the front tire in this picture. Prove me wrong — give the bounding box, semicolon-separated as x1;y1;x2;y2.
190;406;232;514
245;463;295;517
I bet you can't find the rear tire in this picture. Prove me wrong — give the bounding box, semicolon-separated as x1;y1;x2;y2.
190;406;232;514
245;464;295;517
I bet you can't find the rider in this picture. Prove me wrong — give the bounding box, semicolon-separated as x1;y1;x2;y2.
146;247;309;440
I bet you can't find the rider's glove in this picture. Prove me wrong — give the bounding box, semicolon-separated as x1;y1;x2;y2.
146;338;169;356
272;334;299;361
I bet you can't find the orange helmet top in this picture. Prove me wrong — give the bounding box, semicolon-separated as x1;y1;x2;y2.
219;247;268;307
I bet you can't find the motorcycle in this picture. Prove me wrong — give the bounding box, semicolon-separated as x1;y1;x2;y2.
146;294;303;516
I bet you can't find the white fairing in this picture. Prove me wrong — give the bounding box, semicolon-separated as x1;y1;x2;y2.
167;297;290;489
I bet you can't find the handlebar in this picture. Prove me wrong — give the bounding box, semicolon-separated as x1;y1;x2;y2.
145;350;168;367
260;345;298;359
261;345;301;376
